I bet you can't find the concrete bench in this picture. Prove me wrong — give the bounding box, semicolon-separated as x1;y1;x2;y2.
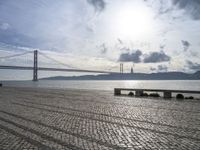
114;88;200;98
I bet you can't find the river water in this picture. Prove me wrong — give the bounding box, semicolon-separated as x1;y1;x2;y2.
2;80;200;91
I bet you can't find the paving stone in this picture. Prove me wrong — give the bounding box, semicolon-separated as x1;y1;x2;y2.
0;87;200;149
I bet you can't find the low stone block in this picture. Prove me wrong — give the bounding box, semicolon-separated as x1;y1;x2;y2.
114;89;121;95
164;91;172;98
135;90;144;96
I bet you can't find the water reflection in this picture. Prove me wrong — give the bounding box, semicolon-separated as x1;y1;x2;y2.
3;80;200;91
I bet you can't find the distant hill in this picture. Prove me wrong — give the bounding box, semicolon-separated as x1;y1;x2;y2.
41;71;200;80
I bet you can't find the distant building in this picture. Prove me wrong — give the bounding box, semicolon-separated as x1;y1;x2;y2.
131;67;133;73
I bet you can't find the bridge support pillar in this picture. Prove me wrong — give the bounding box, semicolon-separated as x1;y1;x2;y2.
33;50;38;81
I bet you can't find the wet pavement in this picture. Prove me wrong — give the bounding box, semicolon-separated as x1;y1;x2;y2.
0;87;200;150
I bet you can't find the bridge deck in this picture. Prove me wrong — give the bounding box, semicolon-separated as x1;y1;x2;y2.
0;65;117;74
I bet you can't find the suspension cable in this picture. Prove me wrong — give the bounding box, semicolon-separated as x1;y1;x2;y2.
0;51;33;60
38;51;76;69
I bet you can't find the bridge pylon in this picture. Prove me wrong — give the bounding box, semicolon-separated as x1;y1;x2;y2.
33;50;38;81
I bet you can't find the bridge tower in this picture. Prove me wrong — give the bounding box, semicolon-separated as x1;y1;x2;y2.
33;50;38;81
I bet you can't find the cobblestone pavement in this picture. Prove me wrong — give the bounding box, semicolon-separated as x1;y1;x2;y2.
0;87;200;150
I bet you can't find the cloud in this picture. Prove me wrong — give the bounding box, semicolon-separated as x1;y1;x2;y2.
0;22;10;30
87;0;106;12
150;67;156;71
118;50;142;63
0;42;33;52
120;47;130;53
189;51;199;57
187;60;200;71
144;51;171;63
158;65;168;72
117;38;123;44
172;0;200;20
119;49;171;64
0;27;39;48
0;1;92;52
150;65;168;72
145;0;200;20
99;43;107;54
181;40;190;51
159;44;165;50
158;1;174;15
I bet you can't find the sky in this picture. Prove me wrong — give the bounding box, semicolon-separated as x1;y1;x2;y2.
0;0;200;80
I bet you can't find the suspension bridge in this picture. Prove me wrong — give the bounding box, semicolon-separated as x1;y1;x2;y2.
0;50;118;81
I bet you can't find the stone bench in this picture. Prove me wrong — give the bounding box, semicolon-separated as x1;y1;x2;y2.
114;88;200;98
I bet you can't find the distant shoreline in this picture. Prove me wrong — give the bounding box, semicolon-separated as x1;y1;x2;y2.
41;71;200;80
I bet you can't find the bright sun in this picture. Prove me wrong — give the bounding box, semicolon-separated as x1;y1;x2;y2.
112;3;153;39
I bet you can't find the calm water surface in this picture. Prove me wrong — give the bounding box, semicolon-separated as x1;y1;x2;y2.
2;80;200;91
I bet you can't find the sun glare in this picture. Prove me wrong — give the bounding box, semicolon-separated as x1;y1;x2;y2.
112;4;153;39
